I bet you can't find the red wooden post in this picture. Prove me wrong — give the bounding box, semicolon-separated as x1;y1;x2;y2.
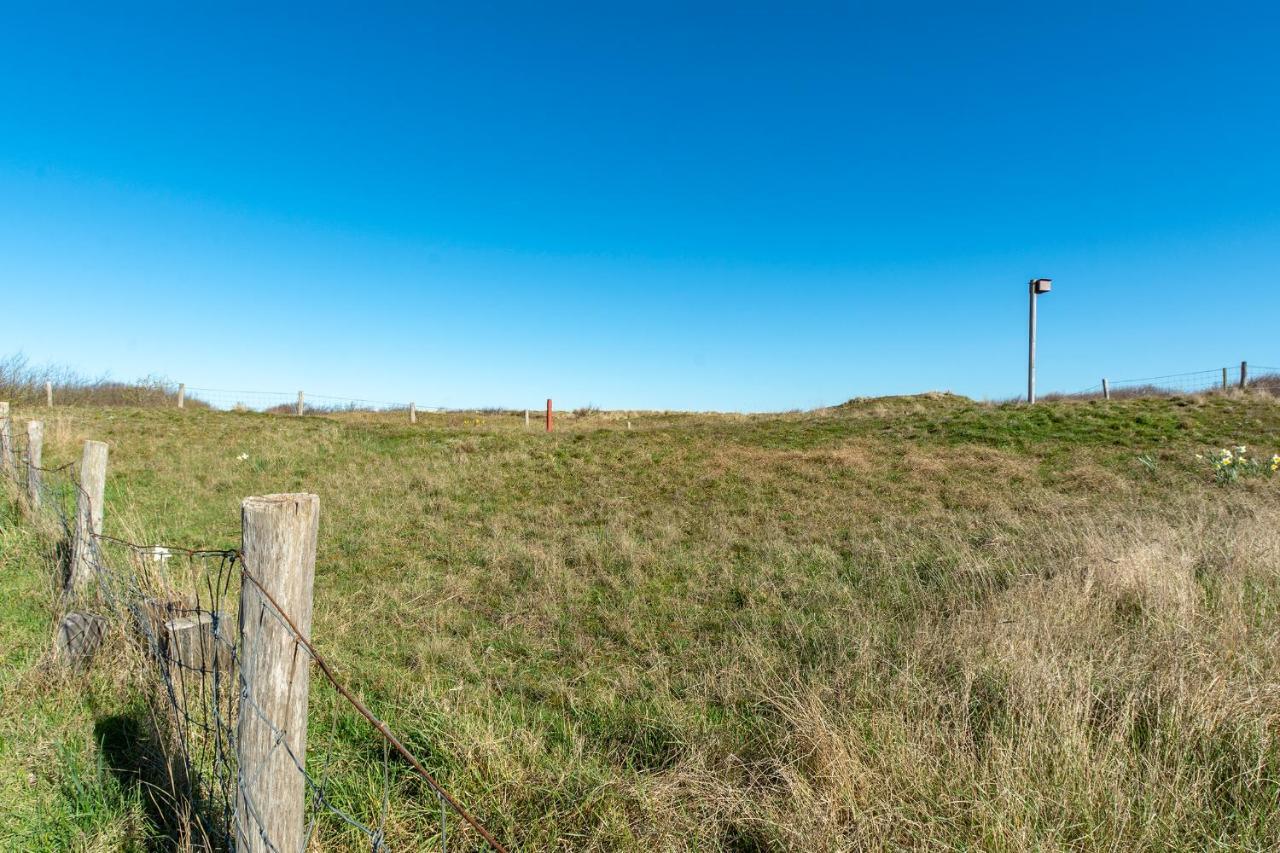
546;398;553;432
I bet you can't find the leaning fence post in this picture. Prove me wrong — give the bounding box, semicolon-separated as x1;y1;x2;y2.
1101;379;1110;401
26;420;43;510
45;381;53;408
1240;361;1248;390
409;402;417;424
0;402;12;482
296;391;304;416
236;493;319;853
177;383;185;409
68;440;108;593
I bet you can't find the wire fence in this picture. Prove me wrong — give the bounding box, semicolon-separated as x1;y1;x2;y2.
1049;363;1280;401
180;387;445;415
0;417;507;852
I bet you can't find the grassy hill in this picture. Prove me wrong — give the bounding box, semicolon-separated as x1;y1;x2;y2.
3;393;1280;850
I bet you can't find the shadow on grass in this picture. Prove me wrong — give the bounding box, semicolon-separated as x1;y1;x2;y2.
95;711;230;852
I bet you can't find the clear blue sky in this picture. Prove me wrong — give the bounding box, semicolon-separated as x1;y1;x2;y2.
2;3;1278;410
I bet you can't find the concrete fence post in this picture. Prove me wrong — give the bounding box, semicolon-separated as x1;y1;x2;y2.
0;402;12;482
26;420;43;510
236;493;319;853
1240;361;1248;390
177;383;185;409
45;381;53;408
68;440;108;593
409;402;417;424
296;391;304;416
1101;379;1110;401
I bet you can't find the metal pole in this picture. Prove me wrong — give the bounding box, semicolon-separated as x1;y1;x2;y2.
1027;282;1037;404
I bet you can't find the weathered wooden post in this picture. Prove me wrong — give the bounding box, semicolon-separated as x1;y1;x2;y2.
524;409;529;428
45;381;53;408
1222;367;1229;390
546;398;553;432
68;440;108;593
1240;361;1248;390
177;383;185;409
236;493;319;853
295;391;304;416
1101;379;1110;401
409;402;417;424
0;402;12;481
161;609;235;695
26;420;43;509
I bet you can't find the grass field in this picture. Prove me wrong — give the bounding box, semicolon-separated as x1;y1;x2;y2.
3;392;1280;851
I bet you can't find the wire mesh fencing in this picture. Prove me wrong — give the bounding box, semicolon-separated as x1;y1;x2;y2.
0;410;507;852
1046;363;1280;401
1106;367;1241;398
180;387;446;416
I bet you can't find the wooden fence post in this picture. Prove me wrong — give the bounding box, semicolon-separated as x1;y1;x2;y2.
45;381;53;408
546;399;553;432
68;440;108;593
1240;361;1248;390
236;493;319;853
1222;367;1229;390
296;391;304;416
1101;379;1110;401
26;420;43;510
0;402;12;482
177;383;185;409
409;402;417;424
524;409;529;428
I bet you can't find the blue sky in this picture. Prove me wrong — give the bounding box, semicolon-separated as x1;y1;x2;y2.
2;3;1278;410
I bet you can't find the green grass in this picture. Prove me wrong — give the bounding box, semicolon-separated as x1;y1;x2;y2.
4;392;1280;850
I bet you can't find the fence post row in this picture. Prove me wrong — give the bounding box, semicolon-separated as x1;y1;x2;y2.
0;402;12;481
68;440;108;594
236;493;319;853
26;420;43;510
